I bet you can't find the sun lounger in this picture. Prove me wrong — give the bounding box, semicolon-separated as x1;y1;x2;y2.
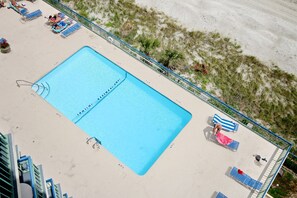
230;167;262;191
213;114;239;132
8;2;28;15
216;192;228;198
52;21;69;33
22;9;42;21
61;23;81;38
215;131;239;151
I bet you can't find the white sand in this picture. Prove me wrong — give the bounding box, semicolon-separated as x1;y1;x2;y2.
135;0;297;76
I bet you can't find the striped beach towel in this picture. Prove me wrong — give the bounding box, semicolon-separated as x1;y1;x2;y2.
213;114;239;132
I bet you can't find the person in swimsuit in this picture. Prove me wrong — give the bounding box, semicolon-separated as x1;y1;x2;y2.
213;123;222;135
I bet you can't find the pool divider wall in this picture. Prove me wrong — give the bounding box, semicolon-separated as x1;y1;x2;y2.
72;76;126;123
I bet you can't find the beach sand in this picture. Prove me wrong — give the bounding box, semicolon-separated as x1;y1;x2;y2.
135;0;297;76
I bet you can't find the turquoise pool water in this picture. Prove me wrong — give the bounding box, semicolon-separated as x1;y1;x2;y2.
33;46;192;175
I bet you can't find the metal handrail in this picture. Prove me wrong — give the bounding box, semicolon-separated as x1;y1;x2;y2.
16;79;45;90
289;152;297;160
16;80;36;87
86;137;101;149
16;80;50;99
257;147;291;197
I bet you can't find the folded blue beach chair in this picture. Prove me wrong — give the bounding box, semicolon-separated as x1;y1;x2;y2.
213;114;239;132
216;192;228;198
230;167;262;191
61;23;81;38
22;9;42;21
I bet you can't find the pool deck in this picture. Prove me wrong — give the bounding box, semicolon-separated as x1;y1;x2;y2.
0;1;281;198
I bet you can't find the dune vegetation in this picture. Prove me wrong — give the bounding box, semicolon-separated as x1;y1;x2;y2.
61;0;297;158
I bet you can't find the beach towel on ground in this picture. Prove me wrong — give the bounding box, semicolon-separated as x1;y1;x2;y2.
216;132;233;145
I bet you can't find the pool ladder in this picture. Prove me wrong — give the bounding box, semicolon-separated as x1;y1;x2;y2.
16;80;50;98
86;137;101;149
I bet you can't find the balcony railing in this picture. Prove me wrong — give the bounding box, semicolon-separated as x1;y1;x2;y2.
42;1;293;197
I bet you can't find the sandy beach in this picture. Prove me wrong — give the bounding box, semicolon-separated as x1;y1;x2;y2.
135;0;297;76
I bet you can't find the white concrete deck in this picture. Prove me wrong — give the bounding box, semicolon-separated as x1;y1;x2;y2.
0;1;281;197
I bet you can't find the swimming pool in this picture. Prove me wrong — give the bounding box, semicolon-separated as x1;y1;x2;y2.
33;46;192;175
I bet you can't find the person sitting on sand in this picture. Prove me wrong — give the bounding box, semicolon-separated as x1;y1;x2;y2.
201;64;208;74
213;123;222;135
193;63;208;75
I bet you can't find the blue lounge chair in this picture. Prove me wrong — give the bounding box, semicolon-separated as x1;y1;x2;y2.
52;21;69;33
22;9;42;21
230;167;262;191
216;192;228;198
8;2;28;15
226;140;240;151
213;114;239;132
61;23;81;38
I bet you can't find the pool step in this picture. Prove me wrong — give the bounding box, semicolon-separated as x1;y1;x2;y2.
34;82;50;99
